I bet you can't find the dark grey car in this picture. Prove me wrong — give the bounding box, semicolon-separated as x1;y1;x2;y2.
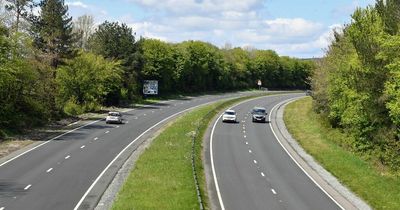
251;107;267;123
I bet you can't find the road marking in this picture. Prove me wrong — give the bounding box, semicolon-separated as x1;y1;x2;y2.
65;155;70;159
80;145;85;149
74;99;224;210
151;111;154;113
261;172;265;177
105;131;110;134
116;126;120;128
242;120;245;123
245;142;248;145
0;207;4;210
144;114;146;116
249;149;252;153
46;168;53;173
271;189;277;195
0;119;102;168
94;137;98;141
269;97;345;210
24;185;32;190
244;135;247;138
67;121;79;126
126;121;129;124
253;160;257;164
243;130;246;133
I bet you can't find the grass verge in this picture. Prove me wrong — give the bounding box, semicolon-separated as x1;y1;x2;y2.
111;92;289;210
284;97;400;210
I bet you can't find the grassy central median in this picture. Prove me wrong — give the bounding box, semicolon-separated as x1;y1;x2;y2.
284;97;400;210
111;92;286;210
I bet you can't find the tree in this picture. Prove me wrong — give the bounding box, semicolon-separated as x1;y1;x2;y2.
72;14;94;50
88;21;141;103
31;0;75;69
56;51;123;115
4;0;34;32
140;39;175;94
175;41;224;92
376;0;400;35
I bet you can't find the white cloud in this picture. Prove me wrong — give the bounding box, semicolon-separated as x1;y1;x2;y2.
66;1;88;9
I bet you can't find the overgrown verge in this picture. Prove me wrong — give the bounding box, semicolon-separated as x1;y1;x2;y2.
111;92;286;209
285;97;400;209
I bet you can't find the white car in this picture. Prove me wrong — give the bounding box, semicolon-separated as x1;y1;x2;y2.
106;111;123;124
222;109;237;123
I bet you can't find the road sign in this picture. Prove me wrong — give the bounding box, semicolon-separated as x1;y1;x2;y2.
143;80;158;95
257;79;262;86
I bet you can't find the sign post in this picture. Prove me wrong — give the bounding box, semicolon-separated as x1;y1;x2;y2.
257;79;262;90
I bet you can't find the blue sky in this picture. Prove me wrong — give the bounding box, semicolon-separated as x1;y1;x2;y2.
66;0;375;58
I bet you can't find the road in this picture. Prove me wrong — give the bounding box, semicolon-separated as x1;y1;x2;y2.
0;91;260;210
209;94;342;210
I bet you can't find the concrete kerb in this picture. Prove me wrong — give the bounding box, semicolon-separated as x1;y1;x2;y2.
271;97;371;210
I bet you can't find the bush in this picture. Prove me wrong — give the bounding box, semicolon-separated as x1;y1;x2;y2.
63;98;84;116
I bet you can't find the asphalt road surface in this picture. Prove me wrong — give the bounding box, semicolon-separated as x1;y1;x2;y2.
210;94;342;210
0;91;264;210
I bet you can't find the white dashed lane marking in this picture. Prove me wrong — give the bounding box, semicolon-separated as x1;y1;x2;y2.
0;206;5;210
249;149;252;153
116;126;120;128
24;185;32;190
65;155;70;159
253;160;257;164
261;172;265;177
80;145;85;149
244;135;247;138
46;168;53;173
245;142;248;145
271;189;277;195
94;137;98;141
105;131;110;134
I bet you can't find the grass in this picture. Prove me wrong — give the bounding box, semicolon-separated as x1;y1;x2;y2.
284;97;400;210
111;92;291;210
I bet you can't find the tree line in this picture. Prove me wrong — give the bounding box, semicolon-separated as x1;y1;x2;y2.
312;0;400;172
0;0;313;136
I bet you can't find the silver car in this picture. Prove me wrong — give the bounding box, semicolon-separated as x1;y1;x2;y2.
251;107;267;123
106;111;123;124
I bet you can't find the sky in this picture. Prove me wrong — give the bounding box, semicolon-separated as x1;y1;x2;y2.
66;0;376;58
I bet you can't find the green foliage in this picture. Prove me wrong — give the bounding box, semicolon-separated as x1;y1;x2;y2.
56;51;123;115
312;1;400;172
0;27;52;129
31;0;75;68
63;97;83;116
140;39;175;93
88;21;141;103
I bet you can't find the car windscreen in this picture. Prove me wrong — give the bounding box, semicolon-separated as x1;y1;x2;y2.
225;111;235;115
109;113;121;116
253;109;265;114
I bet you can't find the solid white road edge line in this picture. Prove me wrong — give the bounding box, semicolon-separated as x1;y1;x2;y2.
73;99;224;210
0;119;101;168
269;97;345;210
